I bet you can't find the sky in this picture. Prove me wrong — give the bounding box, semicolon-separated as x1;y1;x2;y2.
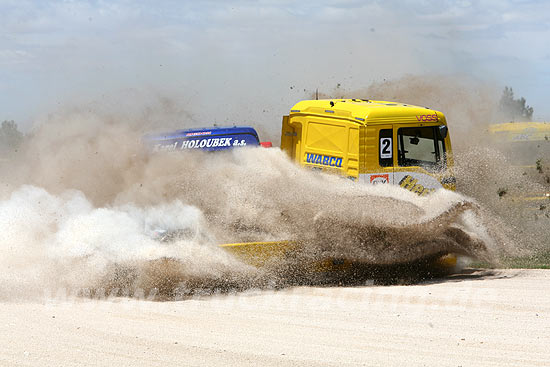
1;0;549;130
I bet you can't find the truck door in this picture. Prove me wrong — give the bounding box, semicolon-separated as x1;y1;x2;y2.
280;115;301;163
361;125;394;185
376;126;395;184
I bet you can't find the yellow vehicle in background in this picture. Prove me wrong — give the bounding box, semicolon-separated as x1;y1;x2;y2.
280;99;456;193
488;122;550;205
489;122;550;143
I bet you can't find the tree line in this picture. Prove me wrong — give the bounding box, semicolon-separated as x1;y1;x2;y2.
0;86;536;155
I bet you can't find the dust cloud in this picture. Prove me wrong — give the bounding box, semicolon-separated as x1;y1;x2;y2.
2;76;542;300
324;74;550;254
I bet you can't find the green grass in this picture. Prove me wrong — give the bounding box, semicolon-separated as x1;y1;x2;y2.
502;250;550;269
470;250;550;269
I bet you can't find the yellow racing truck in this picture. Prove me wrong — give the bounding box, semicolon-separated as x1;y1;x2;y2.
280;99;456;192
225;99;460;274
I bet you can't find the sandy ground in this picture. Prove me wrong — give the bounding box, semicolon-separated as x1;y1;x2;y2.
1;269;549;367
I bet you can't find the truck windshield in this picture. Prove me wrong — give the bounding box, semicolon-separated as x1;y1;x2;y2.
398;126;446;172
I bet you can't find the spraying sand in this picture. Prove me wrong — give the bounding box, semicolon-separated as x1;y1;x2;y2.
0;91;535;299
0;144;503;300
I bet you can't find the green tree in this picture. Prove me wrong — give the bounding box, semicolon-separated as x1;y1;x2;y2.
0;120;24;153
499;86;534;121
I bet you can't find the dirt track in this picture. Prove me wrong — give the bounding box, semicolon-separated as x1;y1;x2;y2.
1;269;549;366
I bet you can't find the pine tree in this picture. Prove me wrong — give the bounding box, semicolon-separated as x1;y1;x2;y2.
0;120;24;153
499;86;534;121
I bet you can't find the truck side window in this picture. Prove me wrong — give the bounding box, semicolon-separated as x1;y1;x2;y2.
397;126;446;171
379;129;393;167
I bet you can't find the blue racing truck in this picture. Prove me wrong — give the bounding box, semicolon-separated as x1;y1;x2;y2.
143;126;272;152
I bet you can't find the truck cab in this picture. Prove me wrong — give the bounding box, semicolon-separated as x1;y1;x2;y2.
280;99;456;194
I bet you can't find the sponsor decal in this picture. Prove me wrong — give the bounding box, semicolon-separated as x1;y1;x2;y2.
153;142;178;152
399;175;435;196
370;174;389;184
415;114;438;122
185;131;212;137
180;137;235;149
232;139;247;147
153;137;243;152
512;134;530;141
305;153;343;168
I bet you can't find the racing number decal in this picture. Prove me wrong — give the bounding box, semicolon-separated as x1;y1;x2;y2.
380;137;392;159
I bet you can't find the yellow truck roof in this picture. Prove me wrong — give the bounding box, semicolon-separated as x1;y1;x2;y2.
489;122;550;142
289;99;446;125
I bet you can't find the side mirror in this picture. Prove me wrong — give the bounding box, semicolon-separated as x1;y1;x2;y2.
439;125;448;139
409;137;420;145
